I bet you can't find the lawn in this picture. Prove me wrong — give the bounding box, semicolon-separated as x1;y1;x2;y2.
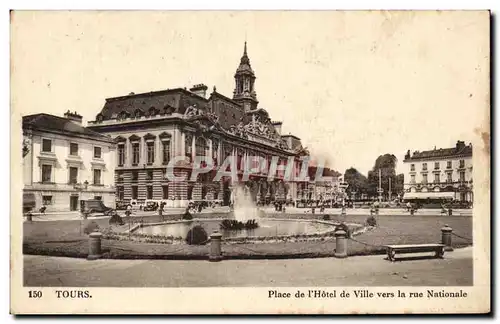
23;214;472;260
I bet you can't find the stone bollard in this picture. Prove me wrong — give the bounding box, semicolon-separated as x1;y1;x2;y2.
87;232;103;260
441;224;454;252
209;231;223;262
334;229;348;258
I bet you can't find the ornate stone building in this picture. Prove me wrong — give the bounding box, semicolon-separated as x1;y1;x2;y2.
402;140;473;203
87;43;309;207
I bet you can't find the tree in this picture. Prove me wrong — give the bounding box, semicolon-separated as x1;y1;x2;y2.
343;167;369;198
394;173;405;197
367;154;398;200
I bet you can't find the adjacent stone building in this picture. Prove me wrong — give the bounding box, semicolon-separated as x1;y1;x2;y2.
402;140;473;203
22;111;116;212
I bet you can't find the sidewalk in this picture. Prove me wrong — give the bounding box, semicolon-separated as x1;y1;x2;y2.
263;207;473;217
24;247;473;287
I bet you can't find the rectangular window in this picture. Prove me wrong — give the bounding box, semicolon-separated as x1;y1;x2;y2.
94;146;102;159
69;167;78;184
93;169;102;185
132;143;140;165
70;143;78;156
162;140;170;165
434;173;440;183
460;171;465;182
42;139;52;152
118;144;125;166
147;186;153;199
116;171;123;183
185;135;192;158
422;163;427;171
434;162;440;170
459;160;465;168
410;164;415;171
147;142;155;164
131;186;138;199
410;175;415;183
187;186;193;200
94;196;102;200
132;171;138;182
422;174;428;184
146;171;153;181
41;164;52;183
42;195;52;205
162;186;169;199
447;161;452;169
447;172;453;183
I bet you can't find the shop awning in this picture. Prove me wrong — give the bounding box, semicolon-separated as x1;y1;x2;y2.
403;192;455;200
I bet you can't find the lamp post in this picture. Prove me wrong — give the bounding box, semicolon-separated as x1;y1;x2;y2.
378;169;383;202
339;181;349;207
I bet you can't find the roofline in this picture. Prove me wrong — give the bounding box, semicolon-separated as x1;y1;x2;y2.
23;124;115;144
105;87;210;103
281;134;301;140
403;152;473;162
209;91;243;107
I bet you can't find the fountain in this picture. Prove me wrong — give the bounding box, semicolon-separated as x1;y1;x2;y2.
231;183;261;222
128;182;361;243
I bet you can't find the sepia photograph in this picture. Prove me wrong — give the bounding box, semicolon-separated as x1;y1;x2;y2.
10;10;490;314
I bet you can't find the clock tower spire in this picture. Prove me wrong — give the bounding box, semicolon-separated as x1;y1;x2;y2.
233;41;258;111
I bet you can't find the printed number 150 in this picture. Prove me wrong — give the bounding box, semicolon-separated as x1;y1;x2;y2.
28;291;42;298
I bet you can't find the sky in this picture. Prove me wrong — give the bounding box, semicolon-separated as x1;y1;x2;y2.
10;11;489;175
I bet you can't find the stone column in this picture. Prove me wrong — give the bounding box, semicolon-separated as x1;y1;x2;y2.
208;139;212;164
209;231;223;262
191;134;196;162
334;229;348;258
441;224;453;251
87;232;102;260
180;131;185;157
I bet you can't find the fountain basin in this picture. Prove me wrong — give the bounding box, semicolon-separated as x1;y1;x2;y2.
124;219;364;244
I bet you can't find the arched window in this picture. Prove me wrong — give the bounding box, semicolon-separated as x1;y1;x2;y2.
195;137;209;157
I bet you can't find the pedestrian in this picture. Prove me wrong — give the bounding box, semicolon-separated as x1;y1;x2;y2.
158;202;165;221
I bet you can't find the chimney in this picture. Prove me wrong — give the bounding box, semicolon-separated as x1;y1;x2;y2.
190;84;208;98
272;121;282;135
456;140;466;151
64;110;83;124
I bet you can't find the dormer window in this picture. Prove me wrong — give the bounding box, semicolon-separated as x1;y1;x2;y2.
134;109;143;118
148;107;157;116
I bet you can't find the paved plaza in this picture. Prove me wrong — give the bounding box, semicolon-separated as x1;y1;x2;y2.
24;247;473;287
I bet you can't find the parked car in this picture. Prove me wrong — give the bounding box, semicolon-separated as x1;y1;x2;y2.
128;199;140;210
143;201;159;212
80;199;115;217
23;192;36;214
115;201;129;210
